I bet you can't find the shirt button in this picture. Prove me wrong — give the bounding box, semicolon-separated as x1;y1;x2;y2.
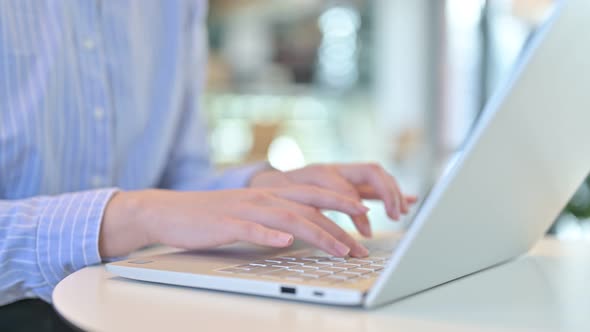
83;38;96;50
90;175;104;188
94;107;105;120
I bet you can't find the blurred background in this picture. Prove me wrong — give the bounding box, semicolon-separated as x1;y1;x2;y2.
203;0;590;238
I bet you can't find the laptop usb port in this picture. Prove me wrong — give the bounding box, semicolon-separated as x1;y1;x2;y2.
280;286;296;295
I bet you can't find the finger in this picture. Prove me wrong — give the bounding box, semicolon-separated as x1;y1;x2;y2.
271;186;372;239
351;214;372;238
288;165;362;201
287;165;375;235
357;185;418;208
230;218;295;248
379;170;408;215
267;197;369;257
271;185;369;216
355;184;381;199
338;164;403;220
236;204;351;257
405;195;418;204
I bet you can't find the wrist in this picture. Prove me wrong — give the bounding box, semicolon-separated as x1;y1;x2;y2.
99;190;153;258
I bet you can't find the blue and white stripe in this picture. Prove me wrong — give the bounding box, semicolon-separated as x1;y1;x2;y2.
0;0;261;305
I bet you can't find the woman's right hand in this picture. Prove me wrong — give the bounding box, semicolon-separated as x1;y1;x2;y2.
99;187;375;259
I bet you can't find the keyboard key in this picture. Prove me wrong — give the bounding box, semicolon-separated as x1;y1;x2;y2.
275;256;296;261
347;259;373;265
320;267;346;273
329;257;347;262
286;261;305;266
300;257;319;262
333;263;360;269
370;253;390;260
303;256;331;261
314;261;335;265
287;266;317;273
305;262;334;268
334;272;360;279
271;264;290;269
366;264;384;271
251;260;270;266
347;268;372;275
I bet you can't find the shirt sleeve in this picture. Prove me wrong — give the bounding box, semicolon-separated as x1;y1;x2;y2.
157;4;269;192
0;188;117;305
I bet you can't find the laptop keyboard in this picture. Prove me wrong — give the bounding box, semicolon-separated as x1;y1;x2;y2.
217;247;392;285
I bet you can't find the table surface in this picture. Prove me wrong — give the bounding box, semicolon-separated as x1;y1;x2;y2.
53;237;590;332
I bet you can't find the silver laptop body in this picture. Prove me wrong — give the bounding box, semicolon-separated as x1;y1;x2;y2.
107;0;590;309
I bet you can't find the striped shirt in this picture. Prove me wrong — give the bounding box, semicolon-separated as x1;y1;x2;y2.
0;0;262;305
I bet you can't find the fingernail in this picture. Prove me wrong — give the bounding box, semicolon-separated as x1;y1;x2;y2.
357;204;370;214
276;233;294;246
333;242;350;256
389;210;400;221
357;245;369;257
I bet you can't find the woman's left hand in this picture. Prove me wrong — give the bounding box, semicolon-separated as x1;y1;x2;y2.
249;163;417;238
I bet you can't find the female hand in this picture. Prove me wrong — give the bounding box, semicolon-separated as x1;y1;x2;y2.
100;163;416;259
250;163;417;237
101;186;371;259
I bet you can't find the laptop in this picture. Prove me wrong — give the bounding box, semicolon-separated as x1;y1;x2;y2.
107;0;590;309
